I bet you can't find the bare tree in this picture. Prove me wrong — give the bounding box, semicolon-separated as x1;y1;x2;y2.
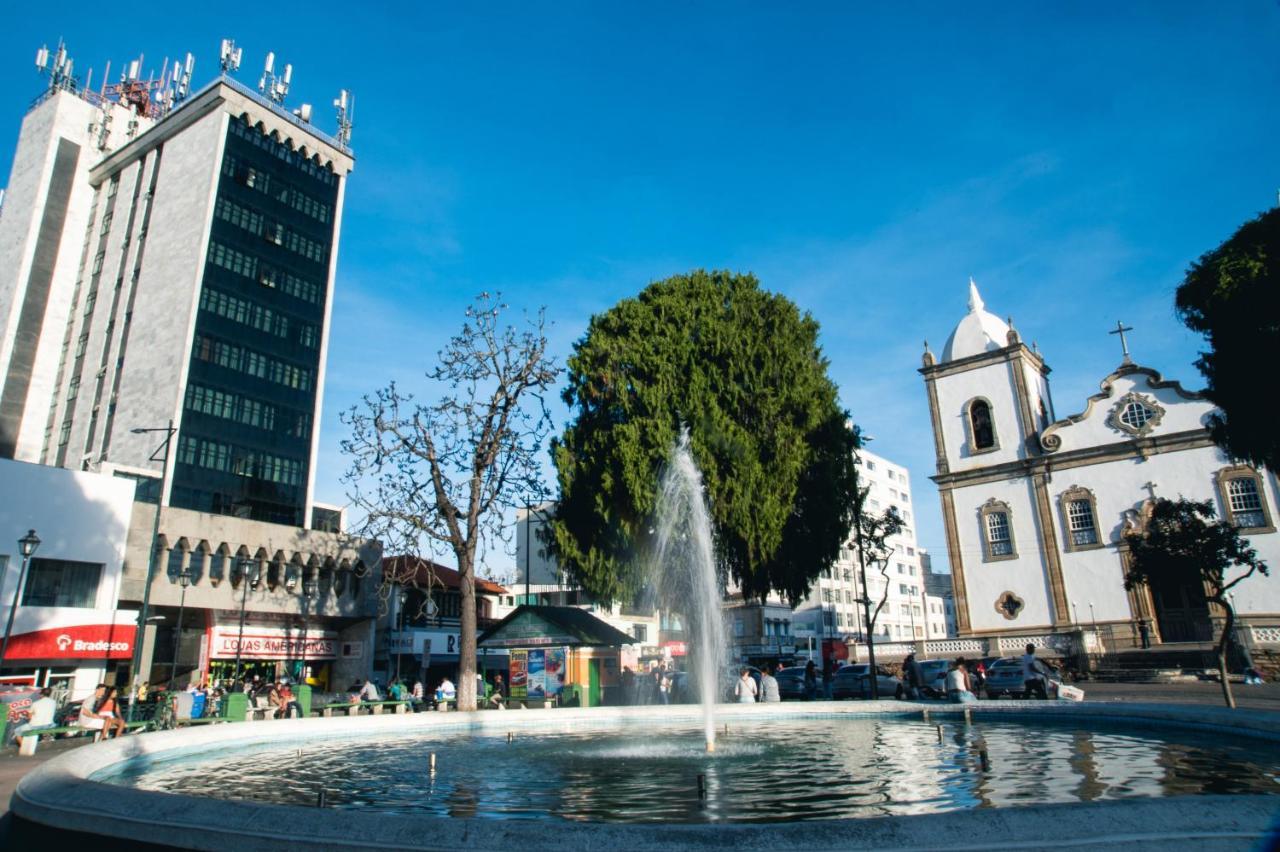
342;294;559;710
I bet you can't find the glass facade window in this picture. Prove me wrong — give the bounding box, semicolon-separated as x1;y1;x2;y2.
172;116;338;525
21;558;102;608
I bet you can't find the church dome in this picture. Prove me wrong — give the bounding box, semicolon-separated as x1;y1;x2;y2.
941;279;1011;362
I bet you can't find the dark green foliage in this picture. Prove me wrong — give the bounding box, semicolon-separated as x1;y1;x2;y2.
1176;208;1280;470
549;269;858;606
1124;498;1268;708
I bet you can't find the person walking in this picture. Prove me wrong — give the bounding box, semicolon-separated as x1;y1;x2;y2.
658;664;673;705
1021;643;1051;700
803;660;818;701
734;668;758;703
903;653;925;699
760;665;781;703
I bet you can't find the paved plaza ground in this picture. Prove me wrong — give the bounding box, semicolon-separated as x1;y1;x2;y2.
2;681;1277;848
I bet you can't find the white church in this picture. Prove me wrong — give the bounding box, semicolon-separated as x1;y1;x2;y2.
920;282;1279;652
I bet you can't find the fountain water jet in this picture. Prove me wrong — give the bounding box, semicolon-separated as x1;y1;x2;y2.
651;428;727;751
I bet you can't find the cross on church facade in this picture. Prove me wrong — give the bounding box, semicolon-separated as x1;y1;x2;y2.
1110;320;1134;364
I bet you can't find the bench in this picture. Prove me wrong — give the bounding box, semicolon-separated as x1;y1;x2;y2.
175;717;232;727
313;700;411;718
17;721;149;756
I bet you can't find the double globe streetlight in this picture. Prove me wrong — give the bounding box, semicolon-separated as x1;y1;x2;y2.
0;529;42;670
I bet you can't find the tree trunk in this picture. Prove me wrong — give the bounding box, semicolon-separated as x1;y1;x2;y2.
457;553;478;711
1215;597;1236;710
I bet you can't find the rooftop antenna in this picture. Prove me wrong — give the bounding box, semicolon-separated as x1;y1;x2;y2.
334;89;353;148
35;40;77;92
259;51;291;104
219;39;242;75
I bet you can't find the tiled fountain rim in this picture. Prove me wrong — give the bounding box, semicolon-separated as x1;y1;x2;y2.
13;701;1280;851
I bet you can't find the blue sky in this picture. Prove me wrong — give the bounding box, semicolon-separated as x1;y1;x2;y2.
2;5;1277;583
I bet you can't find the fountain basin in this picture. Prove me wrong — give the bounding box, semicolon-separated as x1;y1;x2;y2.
12;702;1280;850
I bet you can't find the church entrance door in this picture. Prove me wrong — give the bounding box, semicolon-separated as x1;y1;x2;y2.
1148;563;1213;643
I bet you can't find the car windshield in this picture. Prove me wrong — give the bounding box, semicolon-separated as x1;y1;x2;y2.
838;665;869;675
991;659;1021;669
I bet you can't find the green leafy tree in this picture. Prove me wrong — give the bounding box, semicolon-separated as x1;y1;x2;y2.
549;269;859;607
1123;498;1268;709
1176;207;1280;470
341;294;559;711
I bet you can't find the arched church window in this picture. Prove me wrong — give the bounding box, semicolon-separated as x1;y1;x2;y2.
1214;465;1274;532
979;499;1017;561
968;399;996;452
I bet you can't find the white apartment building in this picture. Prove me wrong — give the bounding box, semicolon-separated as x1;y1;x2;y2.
794;447;926;660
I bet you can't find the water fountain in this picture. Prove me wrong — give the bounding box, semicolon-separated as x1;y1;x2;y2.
650;428;727;752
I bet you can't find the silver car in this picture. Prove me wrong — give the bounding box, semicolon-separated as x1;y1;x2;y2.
831;663;904;700
984;656;1061;698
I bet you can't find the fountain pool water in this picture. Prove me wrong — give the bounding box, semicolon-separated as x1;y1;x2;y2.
96;715;1280;823
650;428;727;751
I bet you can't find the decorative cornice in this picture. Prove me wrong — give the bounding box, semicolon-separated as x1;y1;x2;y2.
1039;363;1204;453
932;429;1219;490
919;341;1049;379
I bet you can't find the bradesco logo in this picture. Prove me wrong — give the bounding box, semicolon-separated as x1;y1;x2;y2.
56;632;128;652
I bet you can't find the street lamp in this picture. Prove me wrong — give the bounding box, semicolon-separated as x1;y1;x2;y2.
126;420;175;721
395;585;409;682
300;576;318;684
166;565;192;688
907;586;918;641
0;529;42;670
233;557;259;684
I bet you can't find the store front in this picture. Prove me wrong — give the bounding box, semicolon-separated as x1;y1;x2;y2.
205;620;339;689
383;628;508;691
0;613;138;699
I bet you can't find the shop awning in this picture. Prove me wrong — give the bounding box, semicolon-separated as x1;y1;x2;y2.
478;605;636;649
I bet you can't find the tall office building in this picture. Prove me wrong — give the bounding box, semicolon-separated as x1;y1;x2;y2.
0;43;353;527
794;447;926;651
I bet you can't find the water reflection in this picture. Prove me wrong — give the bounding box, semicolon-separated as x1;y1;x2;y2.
108;718;1280;824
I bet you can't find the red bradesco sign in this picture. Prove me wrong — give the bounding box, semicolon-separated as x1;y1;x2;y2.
3;624;133;660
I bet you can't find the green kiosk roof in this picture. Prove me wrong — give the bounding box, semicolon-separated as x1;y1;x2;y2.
477;605;637;649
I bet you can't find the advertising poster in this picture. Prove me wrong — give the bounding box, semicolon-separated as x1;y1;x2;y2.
527;649;546;699
544;647;567;696
509;649;528;700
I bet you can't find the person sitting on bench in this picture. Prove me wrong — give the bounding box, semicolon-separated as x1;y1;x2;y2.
12;687;58;746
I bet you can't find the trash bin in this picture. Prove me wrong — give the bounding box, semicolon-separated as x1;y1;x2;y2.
295;684;311;717
222;691;248;721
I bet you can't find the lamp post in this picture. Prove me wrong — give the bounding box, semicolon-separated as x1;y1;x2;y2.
395;585;408;682
166;565;192;688
0;529;42;670
301;576;317;685
908;586;918;642
126;420;175;722
233;557;257;684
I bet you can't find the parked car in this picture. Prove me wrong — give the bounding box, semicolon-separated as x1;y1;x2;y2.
772;666;807;700
983;656;1062;699
916;659;950;696
831;663;904;700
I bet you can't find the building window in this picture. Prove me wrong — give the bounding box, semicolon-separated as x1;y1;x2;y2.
21;558;102;608
1215;465;1274;532
1059;486;1103;551
966;398;997;453
980;498;1016;561
633;624;648;643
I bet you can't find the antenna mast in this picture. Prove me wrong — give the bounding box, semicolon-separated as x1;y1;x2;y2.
258;51;292;104
334;89;354;148
219;39;243;75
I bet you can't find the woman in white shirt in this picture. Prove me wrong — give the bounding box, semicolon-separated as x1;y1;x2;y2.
946;658;977;704
734;669;758;703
